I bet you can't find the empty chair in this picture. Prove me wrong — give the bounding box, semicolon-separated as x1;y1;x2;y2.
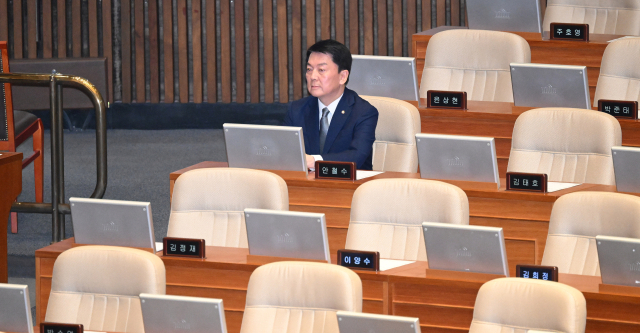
361;96;421;173
542;191;640;275
167;168;289;248
507;108;621;185
594;37;640;105
45;246;166;333
345;178;469;261
240;261;362;333
470;278;586;333
543;0;640;35
420;29;531;102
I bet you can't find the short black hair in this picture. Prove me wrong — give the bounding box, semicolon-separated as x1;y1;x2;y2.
306;39;352;84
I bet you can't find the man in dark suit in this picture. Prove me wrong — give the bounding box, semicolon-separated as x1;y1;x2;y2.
283;39;378;170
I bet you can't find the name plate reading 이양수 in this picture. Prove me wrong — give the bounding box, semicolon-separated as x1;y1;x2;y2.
163;237;206;259
550;23;589;42
315;161;356;180
598;99;638;119
516;265;558;282
506;172;547;192
426;90;467;109
337;249;380;271
41;323;83;333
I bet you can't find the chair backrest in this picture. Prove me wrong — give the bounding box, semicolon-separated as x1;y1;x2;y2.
594;37;640;105
361;95;421;173
543;0;640;35
0;41;16;150
507;108;621;185
45;246;166;333
346;178;469;261
240;261;362;333
420;29;531;102
470;278;586;333
167;168;289;248
541;191;640;275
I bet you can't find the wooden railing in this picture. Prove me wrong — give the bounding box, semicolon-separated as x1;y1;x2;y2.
0;0;466;104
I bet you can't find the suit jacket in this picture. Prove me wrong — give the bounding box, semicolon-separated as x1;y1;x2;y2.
283;88;378;170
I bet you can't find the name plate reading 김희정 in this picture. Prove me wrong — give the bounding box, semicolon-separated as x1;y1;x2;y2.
41;323;83;333
516;265;558;282
163;237;206;259
315;161;356;180
337;249;380;271
426;90;467;109
506;172;547;192
598;99;638;119
550;23;589;42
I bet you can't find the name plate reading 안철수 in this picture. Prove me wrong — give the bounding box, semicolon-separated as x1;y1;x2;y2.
163;237;206;259
516;264;558;282
315;161;356;180
41;323;83;333
337;249;380;271
506;172;547;193
598;99;638;119
550;23;589;42
426;90;467;109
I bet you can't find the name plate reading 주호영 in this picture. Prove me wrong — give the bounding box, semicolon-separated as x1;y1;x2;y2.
426;90;467;109
41;323;83;333
315;161;356;180
337;249;380;271
598;99;638;119
506;172;547;193
516;265;559;282
550;23;589;42
163;237;206;259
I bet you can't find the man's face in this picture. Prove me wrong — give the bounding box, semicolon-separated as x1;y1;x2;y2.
306;52;349;101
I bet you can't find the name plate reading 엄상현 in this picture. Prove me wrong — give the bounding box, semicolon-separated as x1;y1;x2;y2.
41;323;83;333
337;249;380;271
315;161;356;180
598;99;638;119
163;237;206;259
506;172;548;193
516;265;558;282
426;90;467;109
550;23;589;42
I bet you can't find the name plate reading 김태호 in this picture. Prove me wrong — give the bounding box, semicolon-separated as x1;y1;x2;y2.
41;323;83;333
426;90;467;109
550;23;589;41
598;99;638;119
337;249;380;271
506;172;547;192
315;161;356;180
163;237;206;258
516;265;558;282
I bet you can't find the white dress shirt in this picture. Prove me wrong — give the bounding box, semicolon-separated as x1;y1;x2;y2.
313;94;344;161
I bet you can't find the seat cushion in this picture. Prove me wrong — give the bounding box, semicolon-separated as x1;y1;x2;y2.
14;110;38;135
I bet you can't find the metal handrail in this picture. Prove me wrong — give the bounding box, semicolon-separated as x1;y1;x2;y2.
0;71;107;243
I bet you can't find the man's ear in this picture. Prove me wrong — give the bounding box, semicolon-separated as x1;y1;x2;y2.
339;70;349;85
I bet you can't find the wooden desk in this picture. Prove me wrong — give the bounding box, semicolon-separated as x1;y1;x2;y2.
169;162;605;274
412;30;620;98
35;238;640;333
0;152;22;283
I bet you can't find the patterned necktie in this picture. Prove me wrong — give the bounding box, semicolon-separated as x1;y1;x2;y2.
319;107;330;152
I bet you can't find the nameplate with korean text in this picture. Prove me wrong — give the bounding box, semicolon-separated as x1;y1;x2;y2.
426;90;467;109
550;23;589;41
41;323;83;333
163;237;206;259
315;161;356;180
506;172;547;192
598;99;638;119
516;265;558;282
337;249;379;271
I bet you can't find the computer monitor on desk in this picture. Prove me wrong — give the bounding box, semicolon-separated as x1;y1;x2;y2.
510;63;591;109
337;312;420;333
466;0;543;33
0;284;33;333
224;123;307;172
140;294;227;333
612;146;640;193
348;55;419;101
596;235;640;287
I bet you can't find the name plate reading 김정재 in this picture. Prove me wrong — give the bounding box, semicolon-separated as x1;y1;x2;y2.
598;99;638;119
315;161;356;180
163;237;206;259
550;23;589;42
41;323;83;333
506;172;547;193
337;249;380;271
516;265;558;282
426;90;467;109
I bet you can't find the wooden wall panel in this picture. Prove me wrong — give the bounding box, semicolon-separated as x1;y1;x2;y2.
0;0;7;42
248;0;259;103
89;0;98;57
162;0;174;103
134;0;145;102
276;0;288;103
234;0;245;103
291;0;302;101
220;0;231;103
205;0;217;103
263;0;274;103
149;0;159;103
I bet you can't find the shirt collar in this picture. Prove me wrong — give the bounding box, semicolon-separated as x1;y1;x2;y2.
318;93;344;115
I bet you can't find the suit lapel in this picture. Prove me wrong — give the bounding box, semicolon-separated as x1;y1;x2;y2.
322;89;355;154
304;97;321;153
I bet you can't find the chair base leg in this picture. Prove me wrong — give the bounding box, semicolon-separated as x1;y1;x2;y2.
11;211;18;234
